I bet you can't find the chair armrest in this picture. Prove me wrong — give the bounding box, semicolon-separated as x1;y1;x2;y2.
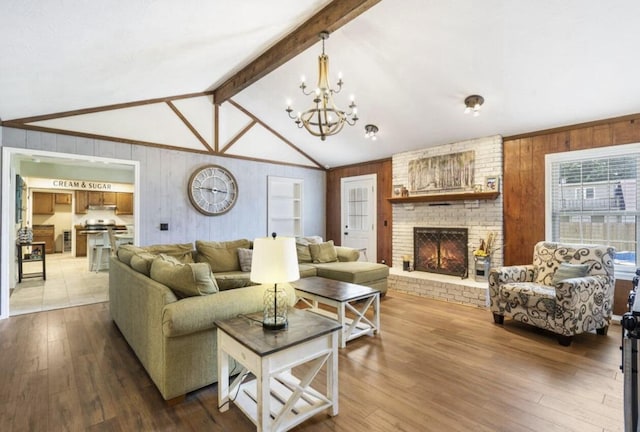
489;265;536;285
554;275;615;334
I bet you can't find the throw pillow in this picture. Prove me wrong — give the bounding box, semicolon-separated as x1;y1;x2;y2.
552;263;589;284
309;240;339;264
117;244;147;266
295;236;323;263
296;242;313;263
150;256;218;297
196;239;251;272
144;243;194;263
129;252;158;276
237;248;253;272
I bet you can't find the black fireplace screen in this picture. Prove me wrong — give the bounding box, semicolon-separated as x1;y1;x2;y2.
414;227;468;277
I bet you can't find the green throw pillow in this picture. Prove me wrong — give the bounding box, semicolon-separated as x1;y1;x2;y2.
552;263;589;285
309;240;339;264
295;236;323;263
144;243;194;263
129;252;158;276
150;256;218;297
117;244;147;266
196;239;251;272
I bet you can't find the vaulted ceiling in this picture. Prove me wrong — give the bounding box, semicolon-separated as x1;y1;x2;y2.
2;0;640;169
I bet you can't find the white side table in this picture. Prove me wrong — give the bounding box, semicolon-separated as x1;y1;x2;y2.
217;309;341;432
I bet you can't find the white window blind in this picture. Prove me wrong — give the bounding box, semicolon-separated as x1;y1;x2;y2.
546;144;640;276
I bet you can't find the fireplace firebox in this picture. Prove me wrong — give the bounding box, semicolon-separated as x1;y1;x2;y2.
414;227;468;277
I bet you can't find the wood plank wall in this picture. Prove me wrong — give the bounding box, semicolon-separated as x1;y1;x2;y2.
326;159;393;265
503;113;640;315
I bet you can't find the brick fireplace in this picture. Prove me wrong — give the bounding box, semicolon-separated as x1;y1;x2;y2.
388;135;504;307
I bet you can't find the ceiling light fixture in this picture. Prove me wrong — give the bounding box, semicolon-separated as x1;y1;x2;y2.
286;31;358;141
364;124;378;140
464;95;484;117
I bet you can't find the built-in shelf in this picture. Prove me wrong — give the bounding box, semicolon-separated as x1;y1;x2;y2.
268;176;304;237
387;191;500;204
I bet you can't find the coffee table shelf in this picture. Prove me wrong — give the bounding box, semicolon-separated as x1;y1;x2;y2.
293;277;381;348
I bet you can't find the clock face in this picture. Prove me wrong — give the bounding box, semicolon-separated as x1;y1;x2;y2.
187;165;238;215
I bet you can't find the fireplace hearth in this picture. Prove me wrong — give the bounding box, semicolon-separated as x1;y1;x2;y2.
414;227;468;277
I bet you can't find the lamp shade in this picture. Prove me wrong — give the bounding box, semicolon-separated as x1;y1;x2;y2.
250;236;300;284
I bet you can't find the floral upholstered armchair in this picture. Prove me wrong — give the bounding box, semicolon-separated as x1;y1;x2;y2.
489;241;616;346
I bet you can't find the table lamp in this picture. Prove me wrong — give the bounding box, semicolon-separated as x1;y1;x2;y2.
250;233;300;330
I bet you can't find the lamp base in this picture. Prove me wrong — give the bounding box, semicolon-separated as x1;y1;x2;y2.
263;320;288;331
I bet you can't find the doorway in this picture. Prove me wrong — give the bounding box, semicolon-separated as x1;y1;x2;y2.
1;147;140;319
340;174;377;262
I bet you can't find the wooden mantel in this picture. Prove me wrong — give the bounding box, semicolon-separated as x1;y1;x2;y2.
387;191;500;204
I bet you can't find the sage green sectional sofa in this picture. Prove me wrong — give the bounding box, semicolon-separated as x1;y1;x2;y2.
109;238;388;401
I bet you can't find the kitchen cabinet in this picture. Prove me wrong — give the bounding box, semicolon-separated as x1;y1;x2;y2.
87;191;117;206
116;192;134;215
75;191;88;214
32;225;55;254
75;190;131;214
33;192;55;214
75;226;87;257
55;193;72;204
87;191;102;206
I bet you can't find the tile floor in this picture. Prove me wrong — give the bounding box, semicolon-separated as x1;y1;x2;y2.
10;252;109;316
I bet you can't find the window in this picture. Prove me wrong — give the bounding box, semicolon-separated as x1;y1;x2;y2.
546;143;640;277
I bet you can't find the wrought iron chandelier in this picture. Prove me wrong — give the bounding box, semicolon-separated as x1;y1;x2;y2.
285;31;358;141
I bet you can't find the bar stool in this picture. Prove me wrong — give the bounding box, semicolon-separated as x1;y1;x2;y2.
92;231;112;272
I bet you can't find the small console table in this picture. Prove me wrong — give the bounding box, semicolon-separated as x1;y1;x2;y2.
17;242;46;283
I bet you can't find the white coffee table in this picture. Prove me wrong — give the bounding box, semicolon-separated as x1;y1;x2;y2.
216;308;341;432
293;276;381;348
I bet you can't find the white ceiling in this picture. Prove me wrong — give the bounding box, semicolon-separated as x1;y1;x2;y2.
2;0;640;168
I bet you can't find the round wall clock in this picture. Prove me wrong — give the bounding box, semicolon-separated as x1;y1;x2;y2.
187;164;238;215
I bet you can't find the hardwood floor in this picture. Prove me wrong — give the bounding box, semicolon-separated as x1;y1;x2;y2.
0;291;623;431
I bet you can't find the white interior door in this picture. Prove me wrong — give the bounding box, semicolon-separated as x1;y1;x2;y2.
341;174;376;262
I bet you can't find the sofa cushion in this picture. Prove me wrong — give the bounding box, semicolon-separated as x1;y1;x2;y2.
129;252;158;276
552;263;589;285
196;239;251;272
498;282;556;318
213;271;256;291
117;244;147;265
298;264;318;278
314;261;389;285
237;248;253;272
150;255;218;297
309;240;339;264
144;243;194;263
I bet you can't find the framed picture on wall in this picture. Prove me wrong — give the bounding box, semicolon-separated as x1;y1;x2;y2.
485;175;500;192
393;184;403;196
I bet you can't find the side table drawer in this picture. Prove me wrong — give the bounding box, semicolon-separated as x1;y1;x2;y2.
219;331;260;372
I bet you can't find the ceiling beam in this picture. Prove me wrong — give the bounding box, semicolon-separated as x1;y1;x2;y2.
212;0;381;105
